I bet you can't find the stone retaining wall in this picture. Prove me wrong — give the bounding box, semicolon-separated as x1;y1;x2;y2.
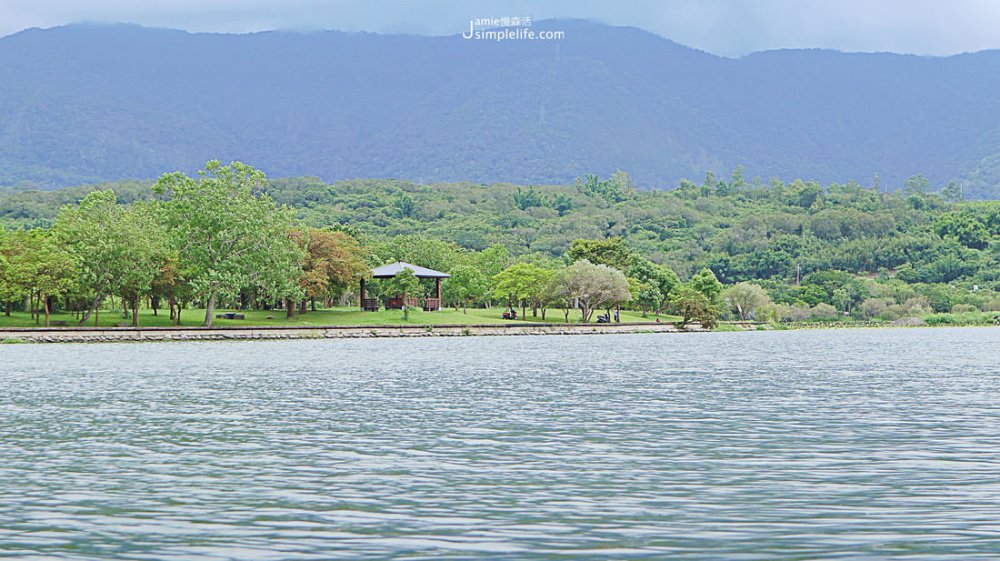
0;322;703;344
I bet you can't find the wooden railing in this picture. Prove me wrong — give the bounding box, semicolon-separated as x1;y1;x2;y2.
385;297;421;309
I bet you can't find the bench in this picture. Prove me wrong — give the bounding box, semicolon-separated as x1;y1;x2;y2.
215;313;246;320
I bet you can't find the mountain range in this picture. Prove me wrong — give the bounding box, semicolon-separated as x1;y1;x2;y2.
1;20;999;197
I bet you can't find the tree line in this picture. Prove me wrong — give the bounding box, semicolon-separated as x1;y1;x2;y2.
0;162;367;327
3;162;1000;327
0;161;732;328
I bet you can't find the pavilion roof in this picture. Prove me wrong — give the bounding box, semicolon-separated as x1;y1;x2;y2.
370;261;451;279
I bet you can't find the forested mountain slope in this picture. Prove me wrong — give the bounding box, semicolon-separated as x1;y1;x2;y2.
2;22;1000;196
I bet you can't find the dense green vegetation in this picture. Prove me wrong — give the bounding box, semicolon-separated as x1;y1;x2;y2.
2;163;1000;329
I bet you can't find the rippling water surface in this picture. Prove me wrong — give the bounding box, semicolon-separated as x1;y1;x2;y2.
3;327;1000;559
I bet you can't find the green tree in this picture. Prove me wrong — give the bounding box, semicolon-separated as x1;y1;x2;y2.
609;170;635;201
2;230;77;326
721;282;772;321
526;267;555;318
905;174;930;196
446;264;487;313
474;244;512;304
513;186;547;210
151;255;192;325
628;257;680;312
701;171;717;197
730;165;747;191
671;285;718;328
0;231;22;316
154;161;304;327
53;191;167;326
576;172;629;203
568;237;634;272
940;181;963;202
629;277;662;316
118;202;171;326
934;212;990;250
552;193;575;216
383;267;420;319
493;263;547;318
298;228;368;311
557;260;631;323
394;193;417;218
545;266;575;322
689;268;723;302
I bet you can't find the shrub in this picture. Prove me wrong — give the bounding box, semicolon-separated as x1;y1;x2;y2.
777;303;811;322
925;311;990;326
810;303;839;320
902;296;931;315
877;308;903;322
860;297;891;319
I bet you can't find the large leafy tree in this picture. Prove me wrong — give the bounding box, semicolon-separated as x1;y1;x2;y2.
671;286;718;329
154;161;304;327
629;277;662;316
474;244;512;303
568;237;634;272
0;231;20;316
445;264;487;313
150;255;192;325
628;257;680;312
934;211;991;250
555;260;631;323
545;267;576;322
1;230;77;326
721;282;772;321
689;268;724;302
54;191;167;326
298;228;368;310
493;263;553;318
118;202;171;326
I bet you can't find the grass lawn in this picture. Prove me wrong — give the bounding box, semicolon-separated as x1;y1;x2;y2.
0;306;680;328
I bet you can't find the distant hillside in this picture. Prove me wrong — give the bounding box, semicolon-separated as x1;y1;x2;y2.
2;21;1000;197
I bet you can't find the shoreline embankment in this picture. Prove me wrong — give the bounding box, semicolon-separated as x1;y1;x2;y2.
0;321;715;344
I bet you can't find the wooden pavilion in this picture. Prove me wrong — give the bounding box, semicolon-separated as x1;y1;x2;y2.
361;261;450;311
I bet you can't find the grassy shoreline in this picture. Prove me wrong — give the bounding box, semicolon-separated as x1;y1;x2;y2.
0;306;994;342
0;317;994;344
0;306;681;329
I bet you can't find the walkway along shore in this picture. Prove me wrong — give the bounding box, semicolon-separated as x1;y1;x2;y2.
0;321;715;343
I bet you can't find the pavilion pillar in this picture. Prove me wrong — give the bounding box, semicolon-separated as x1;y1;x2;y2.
360;278;366;310
436;278;442;311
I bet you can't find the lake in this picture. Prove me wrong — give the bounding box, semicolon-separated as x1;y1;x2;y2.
2;327;1000;559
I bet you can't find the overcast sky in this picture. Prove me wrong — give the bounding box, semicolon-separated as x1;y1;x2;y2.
2;0;999;57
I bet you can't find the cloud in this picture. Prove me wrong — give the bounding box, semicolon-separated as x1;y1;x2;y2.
2;0;999;56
